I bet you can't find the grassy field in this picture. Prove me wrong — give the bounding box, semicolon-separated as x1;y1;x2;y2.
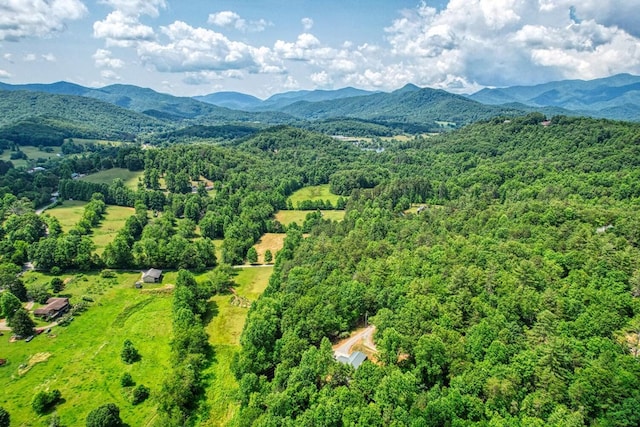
251;233;285;264
0;271;173;427
288;184;342;207
80;168;143;190
275;209;345;226
45;200;88;232
0;146;62;168
200;266;273;426
92;206;135;254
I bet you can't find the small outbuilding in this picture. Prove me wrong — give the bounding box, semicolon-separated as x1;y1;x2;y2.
141;268;163;283
33;297;70;320
336;351;368;369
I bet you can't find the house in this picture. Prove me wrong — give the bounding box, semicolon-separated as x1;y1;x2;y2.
141;268;163;283
33;298;70;320
336;351;367;369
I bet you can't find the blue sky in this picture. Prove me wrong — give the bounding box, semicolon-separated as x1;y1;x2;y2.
0;0;639;98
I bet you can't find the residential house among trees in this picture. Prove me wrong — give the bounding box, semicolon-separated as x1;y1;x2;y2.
33;298;70;320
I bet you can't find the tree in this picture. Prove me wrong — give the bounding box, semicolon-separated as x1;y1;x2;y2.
120;372;135;387
32;389;61;414
264;249;273;264
0;406;9;427
85;403;123;427
11;308;35;337
0;291;22;320
131;384;150;405
121;339;141;364
50;277;64;293
246;247;258;264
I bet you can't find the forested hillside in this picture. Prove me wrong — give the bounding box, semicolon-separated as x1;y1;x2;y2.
232;114;640;426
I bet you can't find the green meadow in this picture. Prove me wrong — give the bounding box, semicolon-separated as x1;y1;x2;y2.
80;168;143;190
0;271;173;427
200;266;273;426
275;209;345;226
287;184;342;206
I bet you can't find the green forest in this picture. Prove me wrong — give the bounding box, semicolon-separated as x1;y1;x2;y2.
0;111;639;426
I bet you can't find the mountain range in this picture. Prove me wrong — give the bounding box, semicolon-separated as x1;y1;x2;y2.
468;73;640;121
0;73;638;142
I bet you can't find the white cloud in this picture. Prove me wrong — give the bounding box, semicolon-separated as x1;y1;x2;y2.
100;69;121;80
379;0;640;91
3;54;13;63
42;53;57;62
208;11;271;33
93;10;156;46
93;49;124;69
310;71;333;87
302;17;314;31
0;0;87;41
23;53;37;62
98;0;166;18
0;69;11;78
137;21;271;73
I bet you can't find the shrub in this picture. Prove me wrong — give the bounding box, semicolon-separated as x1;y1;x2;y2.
0;406;9;427
120;372;135;387
121;339;141;364
85;403;122;427
131;384;150;405
32;389;61;414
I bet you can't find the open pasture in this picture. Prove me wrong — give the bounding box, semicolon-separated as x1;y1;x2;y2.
80;168;142;190
275;209;345;226
287;184;342;207
0;271;172;426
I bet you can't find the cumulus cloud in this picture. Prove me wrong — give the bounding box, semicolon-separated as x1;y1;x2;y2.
93;49;124;69
42;53;57;62
93;10;156;46
0;69;11;78
98;0;166;18
3;54;13;63
23;53;37;62
0;0;87;41
137;21;278;74
380;0;640;91
93;0;166;46
100;69;121;80
302;17;314;31
208;11;271;32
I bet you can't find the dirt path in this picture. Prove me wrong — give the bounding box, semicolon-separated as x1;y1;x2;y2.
332;325;377;357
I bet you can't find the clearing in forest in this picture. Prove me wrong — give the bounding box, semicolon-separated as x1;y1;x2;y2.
250;233;285;264
80;168;142;190
45;200;88;231
92;205;135;254
288;184;342;207
275;209;345;226
201;266;273;426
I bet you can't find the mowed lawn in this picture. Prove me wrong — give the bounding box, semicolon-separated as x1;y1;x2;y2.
288;184;342;207
275;209;345;226
45;200;88;232
0;271;173;427
92;206;135;255
200;266;273;426
80;168;143;190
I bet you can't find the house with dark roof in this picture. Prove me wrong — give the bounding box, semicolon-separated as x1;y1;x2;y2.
141;268;163;283
336;351;367;369
33;297;70;320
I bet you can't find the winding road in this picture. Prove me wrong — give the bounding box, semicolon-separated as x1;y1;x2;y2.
332;325;377;357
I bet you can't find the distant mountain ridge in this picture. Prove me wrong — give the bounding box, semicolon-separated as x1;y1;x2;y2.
468;73;640;121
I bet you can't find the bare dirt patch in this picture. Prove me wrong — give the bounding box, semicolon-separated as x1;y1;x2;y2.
18;352;52;376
